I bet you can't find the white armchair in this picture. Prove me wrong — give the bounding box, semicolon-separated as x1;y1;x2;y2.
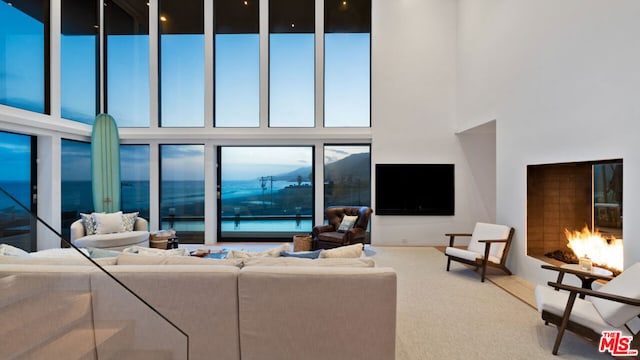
71;215;149;250
444;222;515;282
535;262;640;355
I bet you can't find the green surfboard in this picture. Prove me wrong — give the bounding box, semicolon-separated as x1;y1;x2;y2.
91;113;121;213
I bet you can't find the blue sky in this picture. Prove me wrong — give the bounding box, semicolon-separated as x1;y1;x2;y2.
1;3;370;181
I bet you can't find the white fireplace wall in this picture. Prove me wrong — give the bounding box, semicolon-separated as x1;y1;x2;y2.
457;0;640;285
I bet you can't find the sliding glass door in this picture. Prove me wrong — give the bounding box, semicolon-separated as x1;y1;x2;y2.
0;131;36;251
218;146;313;241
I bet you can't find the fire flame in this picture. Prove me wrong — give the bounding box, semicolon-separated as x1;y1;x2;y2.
565;226;623;272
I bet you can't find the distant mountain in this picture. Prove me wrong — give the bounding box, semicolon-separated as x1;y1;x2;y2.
273;153;369;184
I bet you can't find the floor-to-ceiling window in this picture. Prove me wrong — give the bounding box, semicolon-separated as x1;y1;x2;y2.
0;0;48;114
120;145;150;220
324;144;370;208
269;0;315;127
0;131;36;251
61;0;98;124
160;144;205;242
0;0;373;244
61;139;91;241
324;0;370;127
160;0;204;127
218;146;313;241
105;0;149;127
214;0;260;127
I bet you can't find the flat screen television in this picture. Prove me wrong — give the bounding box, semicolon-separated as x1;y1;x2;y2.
375;164;454;215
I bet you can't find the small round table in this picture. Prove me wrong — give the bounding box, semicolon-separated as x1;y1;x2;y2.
559;264;613;298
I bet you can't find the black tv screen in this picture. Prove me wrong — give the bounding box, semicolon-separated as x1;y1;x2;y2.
375;164;454;215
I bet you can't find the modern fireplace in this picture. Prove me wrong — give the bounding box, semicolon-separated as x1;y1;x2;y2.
526;159;623;273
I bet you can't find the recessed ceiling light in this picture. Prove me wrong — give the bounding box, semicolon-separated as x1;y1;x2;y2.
160;15;167;22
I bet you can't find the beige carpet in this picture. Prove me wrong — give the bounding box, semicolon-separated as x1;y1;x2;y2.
368;246;610;360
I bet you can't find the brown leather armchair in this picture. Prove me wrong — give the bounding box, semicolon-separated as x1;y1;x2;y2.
312;206;373;250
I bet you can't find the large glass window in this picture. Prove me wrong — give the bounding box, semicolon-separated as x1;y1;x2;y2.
269;0;314;127
0;0;48;113
214;0;259;127
61;0;98;124
61;139;92;240
105;0;150;127
160;144;204;242
160;0;204;127
121;145;150;220
324;145;370;208
0;131;35;251
324;0;370;127
219;146;313;241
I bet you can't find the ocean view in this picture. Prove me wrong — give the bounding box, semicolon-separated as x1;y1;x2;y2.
1;179;314;234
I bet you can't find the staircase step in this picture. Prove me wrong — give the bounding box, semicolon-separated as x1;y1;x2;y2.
104;349;174;360
21;327;98;360
0;274;51;307
0;292;93;359
94;320;135;359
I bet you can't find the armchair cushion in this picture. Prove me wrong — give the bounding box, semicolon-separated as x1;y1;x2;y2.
535;285;626;335
337;215;358;233
444;247;501;264
466;222;511;261
591;262;640;327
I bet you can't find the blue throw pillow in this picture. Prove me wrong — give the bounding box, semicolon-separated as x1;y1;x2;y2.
280;250;322;259
87;247;121;258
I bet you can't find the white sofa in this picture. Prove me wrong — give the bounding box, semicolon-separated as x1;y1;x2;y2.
70;217;150;250
0;255;397;360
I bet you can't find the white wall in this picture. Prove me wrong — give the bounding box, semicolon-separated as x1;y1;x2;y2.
371;0;495;245
457;0;640;284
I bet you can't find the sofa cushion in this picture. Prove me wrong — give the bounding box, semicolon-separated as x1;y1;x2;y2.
280;250;322;259
226;243;291;259
93;211;124;234
238;266;396;360
0;255;117;266
116;252;243;267
319;243;363;258
0;243;30;257
30;247;90;258
72;231;149;249
122;246;189;257
242;256;375;267
87;247;121;259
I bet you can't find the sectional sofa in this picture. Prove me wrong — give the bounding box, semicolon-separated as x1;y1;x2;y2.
0;252;397;360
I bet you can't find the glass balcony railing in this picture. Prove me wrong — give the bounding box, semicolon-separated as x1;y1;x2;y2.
0;187;188;359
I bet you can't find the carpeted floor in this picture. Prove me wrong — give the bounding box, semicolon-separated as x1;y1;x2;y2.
368;246;610;360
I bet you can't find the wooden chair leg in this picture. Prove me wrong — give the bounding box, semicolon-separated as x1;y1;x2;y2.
481;244;491;282
552;291;578;355
480;260;487;282
446;257;451;271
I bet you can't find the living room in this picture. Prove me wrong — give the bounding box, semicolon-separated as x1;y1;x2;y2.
1;0;640;358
